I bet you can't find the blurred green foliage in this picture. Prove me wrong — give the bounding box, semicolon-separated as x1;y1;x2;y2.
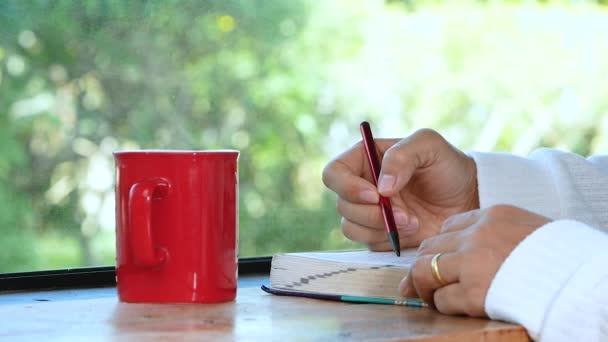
1;0;608;272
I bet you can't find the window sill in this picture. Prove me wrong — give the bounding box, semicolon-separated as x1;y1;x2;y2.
0;257;271;292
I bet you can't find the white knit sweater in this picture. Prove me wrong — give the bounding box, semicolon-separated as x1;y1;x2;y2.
469;149;608;342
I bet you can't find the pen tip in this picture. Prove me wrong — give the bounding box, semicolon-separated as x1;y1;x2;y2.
389;231;401;257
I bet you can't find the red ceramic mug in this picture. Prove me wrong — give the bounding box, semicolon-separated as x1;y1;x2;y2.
114;150;239;303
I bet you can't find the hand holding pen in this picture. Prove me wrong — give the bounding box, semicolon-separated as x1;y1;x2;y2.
322;127;479;252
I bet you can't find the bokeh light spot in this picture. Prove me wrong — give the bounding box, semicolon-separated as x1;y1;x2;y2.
217;15;236;32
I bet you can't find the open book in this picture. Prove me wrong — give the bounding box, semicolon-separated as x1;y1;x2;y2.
262;249;420;304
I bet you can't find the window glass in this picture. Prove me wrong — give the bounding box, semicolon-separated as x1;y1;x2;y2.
2;0;608;273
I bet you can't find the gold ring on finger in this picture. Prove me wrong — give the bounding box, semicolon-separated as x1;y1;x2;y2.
431;253;447;286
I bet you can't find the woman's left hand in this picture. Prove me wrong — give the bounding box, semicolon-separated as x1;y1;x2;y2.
400;205;551;317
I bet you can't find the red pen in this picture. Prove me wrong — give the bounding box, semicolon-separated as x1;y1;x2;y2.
360;121;401;256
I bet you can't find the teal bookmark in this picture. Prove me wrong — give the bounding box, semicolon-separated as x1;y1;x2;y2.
340;295;428;307
261;285;428;308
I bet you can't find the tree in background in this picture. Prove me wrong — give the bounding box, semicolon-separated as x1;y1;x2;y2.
1;0;608;272
0;0;345;271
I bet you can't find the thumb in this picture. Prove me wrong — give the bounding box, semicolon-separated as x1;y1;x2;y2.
377;129;444;196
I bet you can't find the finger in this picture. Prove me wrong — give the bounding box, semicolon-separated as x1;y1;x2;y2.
337;198;416;231
368;240;399;252
433;283;466;315
434;283;486;317
341;218;388;245
322;157;379;204
440;209;482;234
410;252;460;306
399;272;417;298
416;230;464;257
322;139;399;204
337;198;384;230
377;129;445;196
369;225;426;251
400;232;460;298
342;217;422;251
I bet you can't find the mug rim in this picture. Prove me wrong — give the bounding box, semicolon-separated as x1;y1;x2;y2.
113;149;239;155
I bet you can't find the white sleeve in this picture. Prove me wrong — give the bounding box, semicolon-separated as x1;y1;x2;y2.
483;221;608;342
468;149;608;341
469;149;608;228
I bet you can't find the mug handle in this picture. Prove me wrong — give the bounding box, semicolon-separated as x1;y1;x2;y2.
128;179;169;268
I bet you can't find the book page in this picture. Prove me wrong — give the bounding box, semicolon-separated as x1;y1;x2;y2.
270;250;416;299
284;249;416;267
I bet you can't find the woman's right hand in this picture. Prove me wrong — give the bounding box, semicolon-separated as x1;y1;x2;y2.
322;129;480;251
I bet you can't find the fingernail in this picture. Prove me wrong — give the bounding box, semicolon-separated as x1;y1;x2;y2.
398;215;419;235
399;276;409;294
393;210;409;227
409;216;420;230
378;175;396;193
360;190;379;203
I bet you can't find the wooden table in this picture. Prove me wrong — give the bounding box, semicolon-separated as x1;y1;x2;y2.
0;276;529;341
